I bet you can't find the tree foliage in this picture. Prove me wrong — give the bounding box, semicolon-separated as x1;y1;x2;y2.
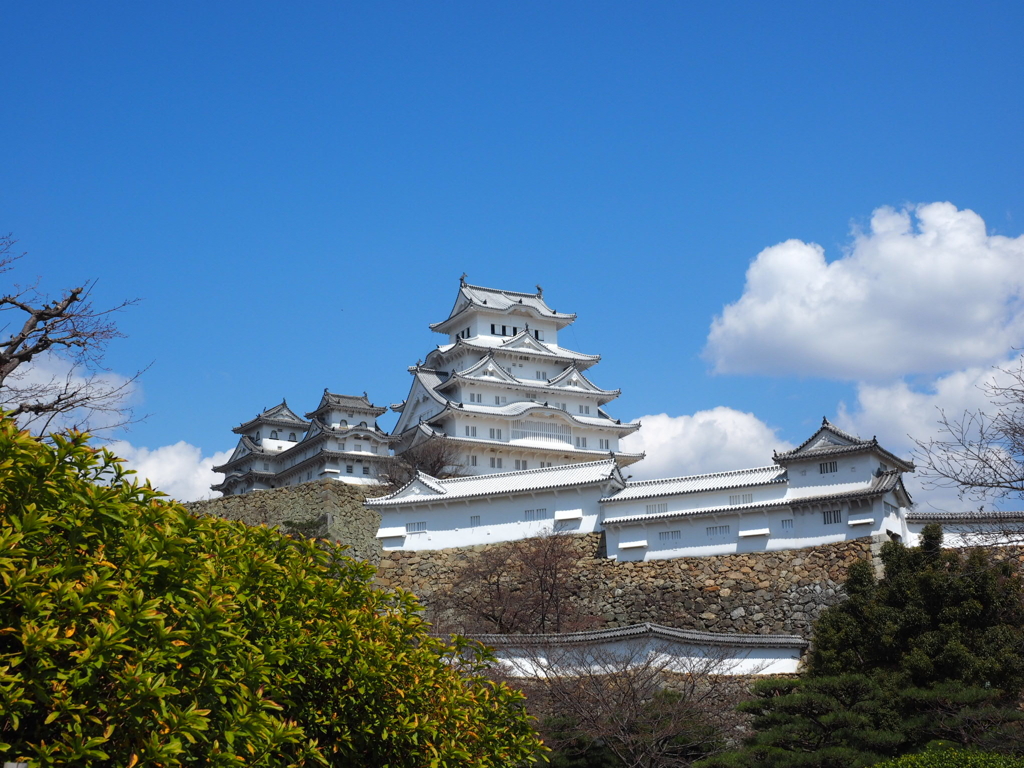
0;235;143;434
872;747;1024;767
0;416;542;766
698;526;1024;768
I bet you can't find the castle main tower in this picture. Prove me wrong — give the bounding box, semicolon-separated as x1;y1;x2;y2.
390;278;643;475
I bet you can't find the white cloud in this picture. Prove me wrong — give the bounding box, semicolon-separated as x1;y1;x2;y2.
109;440;231;502
621;407;793;481
706;202;1024;380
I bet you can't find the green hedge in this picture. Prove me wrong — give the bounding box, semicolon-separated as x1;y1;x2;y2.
0;420;542;766
873;750;1024;767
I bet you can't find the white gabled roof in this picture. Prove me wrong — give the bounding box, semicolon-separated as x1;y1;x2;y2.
426;399;641;434
212;435;263;472
233;400;310;434
773;417;914;472
603;466;787;504
305;390;386;419
366;458;625;507
430;281;577;334
426;334;601;369
470;621;808;650
434;356;621;405
603;469;907;526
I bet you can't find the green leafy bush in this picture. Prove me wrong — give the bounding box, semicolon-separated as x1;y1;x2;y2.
872;749;1024;767
0;419;542;766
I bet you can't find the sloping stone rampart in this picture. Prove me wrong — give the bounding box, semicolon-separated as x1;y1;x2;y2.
377;533;876;638
183;480;384;564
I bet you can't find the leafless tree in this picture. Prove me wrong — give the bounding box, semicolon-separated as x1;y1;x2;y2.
915;360;1024;505
0;235;144;435
434;530;598;635
505;637;750;768
378;438;469;487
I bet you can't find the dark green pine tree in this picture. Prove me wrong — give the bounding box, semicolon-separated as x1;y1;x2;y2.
698;525;1024;768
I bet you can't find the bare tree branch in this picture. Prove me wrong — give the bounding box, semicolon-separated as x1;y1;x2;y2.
433;530;599;635
0;234;145;435
378;438;469;487
506;638;749;767
914;359;1024;504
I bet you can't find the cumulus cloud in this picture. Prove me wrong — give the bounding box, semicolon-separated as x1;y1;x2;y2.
109;440;231;502
706;202;1024;380
620;407;793;481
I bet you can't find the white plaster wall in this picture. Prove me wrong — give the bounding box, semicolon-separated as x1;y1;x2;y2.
605;484;790;522
259;437;295;455
493;637;803;678
376;484;606;551
785;455;886;489
605;495;907;561
326;409;378;429
904;519;1024;548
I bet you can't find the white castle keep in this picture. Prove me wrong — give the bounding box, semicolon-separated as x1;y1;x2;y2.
390;277;643;473
213;279;923;560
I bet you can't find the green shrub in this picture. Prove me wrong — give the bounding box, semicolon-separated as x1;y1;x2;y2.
0;419;542;766
872;749;1024;767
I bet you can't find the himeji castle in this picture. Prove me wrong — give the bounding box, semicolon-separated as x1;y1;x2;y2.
389;277;643;474
212;392;394;495
211;278;928;564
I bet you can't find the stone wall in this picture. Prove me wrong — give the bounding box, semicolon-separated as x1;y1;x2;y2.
184;480;385;564
377;533;878;638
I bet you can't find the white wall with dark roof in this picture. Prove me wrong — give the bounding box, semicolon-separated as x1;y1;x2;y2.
374;482;608;551
604;501;875;561
481;624;808;677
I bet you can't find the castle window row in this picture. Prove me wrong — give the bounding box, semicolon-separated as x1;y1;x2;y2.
488;323;545;341
268;431;299;441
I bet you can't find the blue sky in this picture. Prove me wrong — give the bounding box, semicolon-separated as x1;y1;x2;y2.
2;2;1023;503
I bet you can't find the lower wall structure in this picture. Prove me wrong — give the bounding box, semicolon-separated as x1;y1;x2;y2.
183;480;384;564
183;487;879;643
377;532;876;638
473;623;808;677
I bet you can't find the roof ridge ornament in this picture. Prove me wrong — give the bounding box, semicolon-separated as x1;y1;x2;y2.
460;272;467;286
536;284;543;295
